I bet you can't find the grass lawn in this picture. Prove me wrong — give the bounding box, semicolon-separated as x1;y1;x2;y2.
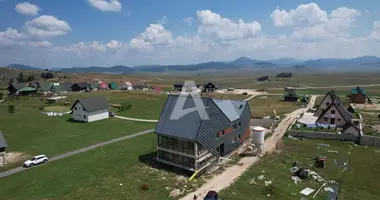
0;105;155;171
219;138;380;200
43;105;70;112
0;133;200;200
249;95;302;118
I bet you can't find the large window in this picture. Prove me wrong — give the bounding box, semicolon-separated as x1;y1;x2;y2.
158;150;195;169
158;136;194;155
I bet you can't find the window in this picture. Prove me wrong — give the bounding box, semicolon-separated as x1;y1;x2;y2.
217;132;219;138
331;110;335;114
233;124;237;129
222;130;225;135
239;134;241;139
75;107;77;110
324;117;328;121
83;115;86;119
338;118;341;121
326;102;330;106
239;122;242;127
239;105;243;109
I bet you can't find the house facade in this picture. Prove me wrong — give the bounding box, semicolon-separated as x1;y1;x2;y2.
203;82;216;93
342;122;361;136
70;96;109;122
122;82;133;90
155;94;252;172
315;91;354;128
173;83;201;93
7;82;25;95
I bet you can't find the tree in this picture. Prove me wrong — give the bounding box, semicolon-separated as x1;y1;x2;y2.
16;72;24;82
27;74;35;82
45;72;54;79
40;72;46;79
8;78;14;85
8;105;15;113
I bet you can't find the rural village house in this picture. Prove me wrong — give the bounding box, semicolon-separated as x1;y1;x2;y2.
0;131;7;166
281;87;308;103
203;82;217;93
71;82;90;92
98;81;108;90
50;85;67;94
154;94;252;172
350;87;367;104
121;81;133;90
314;91;360;136
173;83;202;93
7;82;25;95
70;96;109;122
62;82;73;92
108;82;118;90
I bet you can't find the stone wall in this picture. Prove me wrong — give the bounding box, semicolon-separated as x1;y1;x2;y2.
360;135;380;148
287;130;359;142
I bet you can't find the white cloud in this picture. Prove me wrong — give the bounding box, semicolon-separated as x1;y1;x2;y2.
272;3;361;40
129;24;172;51
87;0;121;12
29;41;52;47
15;2;40;16
271;3;328;27
196;10;261;40
369;20;380;41
24;15;71;37
157;16;168;25
106;40;123;48
183;17;193;26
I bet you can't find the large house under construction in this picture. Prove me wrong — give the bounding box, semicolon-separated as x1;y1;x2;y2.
154;94;252;172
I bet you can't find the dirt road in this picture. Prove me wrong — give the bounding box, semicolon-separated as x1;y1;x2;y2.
179;96;317;200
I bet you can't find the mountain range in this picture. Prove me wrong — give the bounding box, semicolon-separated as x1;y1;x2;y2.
5;56;380;73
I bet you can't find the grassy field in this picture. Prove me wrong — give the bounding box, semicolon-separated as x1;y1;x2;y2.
219;138;380;200
0;105;155;171
43;105;70;112
267;87;380;97
0;133;200;200
248;95;302;118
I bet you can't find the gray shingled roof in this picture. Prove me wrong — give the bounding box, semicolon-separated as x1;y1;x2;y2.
70;96;109;112
342;121;360;131
317;99;353;123
0;131;7;149
155;95;248;141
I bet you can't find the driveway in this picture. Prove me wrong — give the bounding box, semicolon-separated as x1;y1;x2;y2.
0;129;154;179
115;115;158;122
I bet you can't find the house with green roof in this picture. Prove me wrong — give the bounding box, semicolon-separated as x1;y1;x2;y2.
7;82;26;95
350;86;367;104
17;87;37;95
90;82;99;91
50;85;67;94
108;82;119;90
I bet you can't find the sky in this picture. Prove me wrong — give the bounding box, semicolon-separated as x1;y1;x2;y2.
0;0;380;68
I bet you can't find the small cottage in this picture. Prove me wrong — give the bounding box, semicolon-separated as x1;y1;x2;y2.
121;82;133;90
98;81;108;90
62;82;73;92
17;87;37;95
50;85;67;94
0;131;7;166
71;82;90;92
7;82;25;95
350;87;367;104
203;82;216;93
108;82;119;90
281;87;300;102
70;96;109;122
342;121;361;136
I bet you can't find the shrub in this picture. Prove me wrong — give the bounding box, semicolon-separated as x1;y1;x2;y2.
118;101;132;111
0;92;3;99
8;105;15;113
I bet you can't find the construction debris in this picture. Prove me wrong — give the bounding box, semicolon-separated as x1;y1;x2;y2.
291;176;301;184
248;178;257;185
317;143;330;147
327;150;339;154
300;188;315;196
258;175;265;180
312;183;327;198
264;180;272;186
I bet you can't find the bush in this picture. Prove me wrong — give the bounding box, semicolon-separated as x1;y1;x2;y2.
118;101;132;111
0;92;3;99
8;105;15;113
141;184;149;191
39;106;44;110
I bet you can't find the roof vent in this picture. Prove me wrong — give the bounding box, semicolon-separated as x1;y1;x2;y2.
239;105;243;109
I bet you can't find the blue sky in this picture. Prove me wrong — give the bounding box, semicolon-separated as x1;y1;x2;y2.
0;0;380;68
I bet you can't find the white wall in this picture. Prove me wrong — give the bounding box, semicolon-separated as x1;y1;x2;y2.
87;109;109;122
316;104;346;127
72;103;88;122
315;94;333;116
343;126;360;136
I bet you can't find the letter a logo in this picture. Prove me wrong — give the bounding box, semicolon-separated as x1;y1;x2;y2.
170;81;209;120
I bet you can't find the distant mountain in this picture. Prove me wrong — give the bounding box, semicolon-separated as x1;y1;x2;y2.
268;58;301;65
301;56;380;67
59;65;134;74
229;57;276;67
6;64;41;71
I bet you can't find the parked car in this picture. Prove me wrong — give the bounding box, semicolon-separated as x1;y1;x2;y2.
23;155;48;168
204;191;223;200
242;92;248;95
109;112;116;117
